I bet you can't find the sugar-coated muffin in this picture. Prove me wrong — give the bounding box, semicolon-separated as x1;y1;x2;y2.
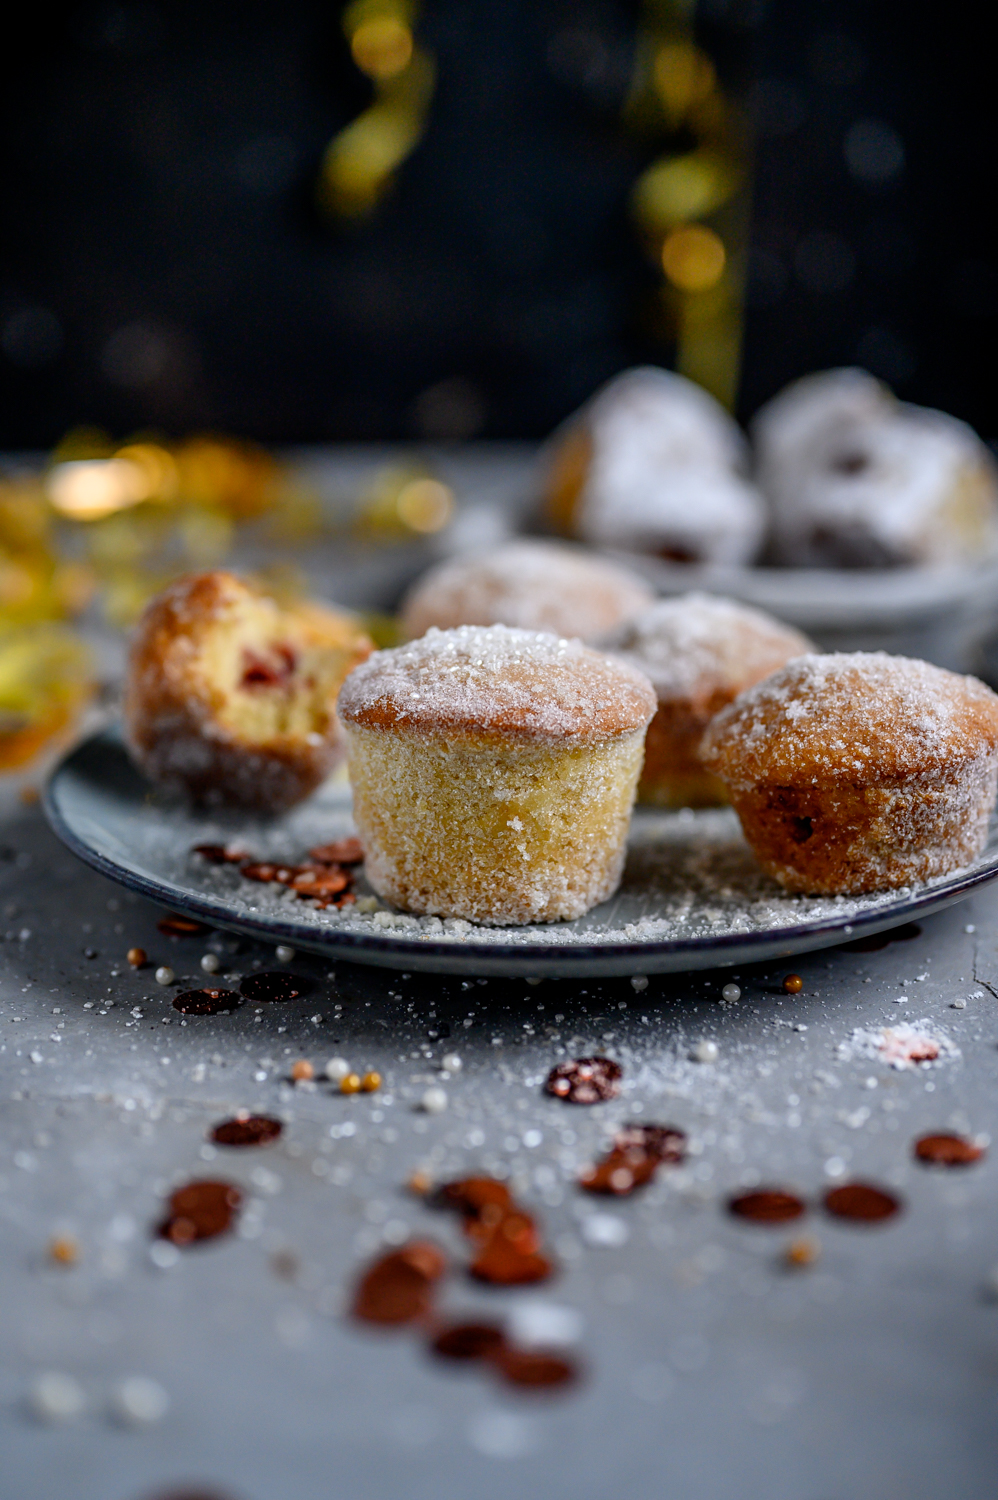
338;624;656;924
542;366;765;565
125;570;372;811
605;594;812;807
753;369;998;567
701;652;998;894
400;539;655;644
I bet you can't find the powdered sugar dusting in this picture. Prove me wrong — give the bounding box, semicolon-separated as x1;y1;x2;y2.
837;1020;960;1070
704;651;998;783
400;540;653;642
338;624;656;744
603;593;811;701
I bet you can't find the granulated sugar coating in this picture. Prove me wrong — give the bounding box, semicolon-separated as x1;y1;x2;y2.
702;652;998;894
338;624;656;745
399;540;654;643
704;653;998;785
339;625;655;924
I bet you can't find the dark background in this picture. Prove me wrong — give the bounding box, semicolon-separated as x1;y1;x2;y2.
1;0;994;448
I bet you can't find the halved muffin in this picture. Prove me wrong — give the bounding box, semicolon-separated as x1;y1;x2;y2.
124;570;371;810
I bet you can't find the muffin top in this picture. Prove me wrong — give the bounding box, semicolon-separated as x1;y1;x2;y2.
605;593;811;704
702;652;998;786
400;540;654;643
338;624;656;744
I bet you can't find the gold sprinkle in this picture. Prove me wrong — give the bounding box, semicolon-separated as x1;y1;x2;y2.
340;1072;362;1095
785;1236;820;1268
360;1070;382;1093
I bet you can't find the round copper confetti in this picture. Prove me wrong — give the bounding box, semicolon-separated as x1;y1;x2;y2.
614;1123;687;1164
431;1322;506;1361
352;1241;447;1325
495;1348;579;1389
239;971;302;1002
782;973;804;994
914;1133;985;1167
729;1189;807;1224
172;988;239;1016
439;1177;513;1218
309;836;364;864
545;1056;622;1104
580;1149;658;1196
471;1239;553;1286
160;1180;242;1244
824;1182;901;1222
157;913;209;936
291;867;349;897
239;862;280;882
211;1115;283;1147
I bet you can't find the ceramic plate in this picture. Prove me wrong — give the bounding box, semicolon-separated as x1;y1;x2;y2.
44;727;998;978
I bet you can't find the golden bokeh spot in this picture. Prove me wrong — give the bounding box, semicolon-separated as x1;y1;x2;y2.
653;43;716;124
661;225;726;292
395;477;454;533
351;17;414;79
45;459;151;521
633;150;737;234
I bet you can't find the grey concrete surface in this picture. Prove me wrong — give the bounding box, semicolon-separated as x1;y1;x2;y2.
4;787;998;1500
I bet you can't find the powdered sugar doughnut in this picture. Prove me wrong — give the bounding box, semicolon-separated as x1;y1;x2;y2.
701;652;998;893
338;624;656;924
754;369;998;567
400;540;655;643
543;367;766;564
605;593;811;807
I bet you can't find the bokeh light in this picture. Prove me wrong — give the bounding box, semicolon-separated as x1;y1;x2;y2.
661;225;727;292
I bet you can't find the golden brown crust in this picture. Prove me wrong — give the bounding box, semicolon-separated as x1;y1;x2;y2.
338;625;656;746
124;570;371;811
702;652;998;787
701;652;998;894
639;690;731;808
607;595;812;807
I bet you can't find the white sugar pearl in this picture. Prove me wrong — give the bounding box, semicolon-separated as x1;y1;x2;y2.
441;1054;462;1073
324;1057;351;1082
154;966;174;986
29;1372;84;1423
721;983;741;1003
691;1040;718;1064
109;1376;169;1428
421;1087;448;1114
276;945;295;962
630;975;648;992
200;953;220;974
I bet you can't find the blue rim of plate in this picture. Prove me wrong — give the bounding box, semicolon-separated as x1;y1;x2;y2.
43;727;998;977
